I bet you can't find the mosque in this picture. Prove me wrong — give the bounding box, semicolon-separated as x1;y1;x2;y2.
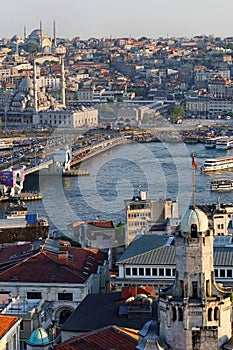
24;21;56;53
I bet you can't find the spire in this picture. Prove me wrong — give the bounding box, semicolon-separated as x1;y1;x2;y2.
24;25;27;40
53;20;56;48
40;20;43;49
33;59;38;114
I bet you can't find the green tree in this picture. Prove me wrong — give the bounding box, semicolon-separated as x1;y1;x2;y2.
170;106;185;123
24;42;40;54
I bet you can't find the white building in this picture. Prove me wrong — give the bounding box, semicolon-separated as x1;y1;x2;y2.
39;107;98;128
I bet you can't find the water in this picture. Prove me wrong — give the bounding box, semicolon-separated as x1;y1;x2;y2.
1;141;233;235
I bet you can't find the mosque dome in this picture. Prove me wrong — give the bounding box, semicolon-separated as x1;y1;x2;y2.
30;29;48;39
11;34;21;42
19;77;33;90
180;207;209;234
26;327;52;346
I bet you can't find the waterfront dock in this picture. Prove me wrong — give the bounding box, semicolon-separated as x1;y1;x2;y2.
0;192;42;202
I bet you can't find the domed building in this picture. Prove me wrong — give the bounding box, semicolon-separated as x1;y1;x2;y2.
158;205;232;349
25;22;52;52
26;327;53;350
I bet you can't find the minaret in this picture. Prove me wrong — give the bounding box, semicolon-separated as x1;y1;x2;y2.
39;20;43;49
33;59;38;125
53;20;56;49
24;25;27;41
158;157;232;350
61;56;66;107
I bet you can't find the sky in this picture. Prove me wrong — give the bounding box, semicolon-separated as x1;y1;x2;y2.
2;0;233;40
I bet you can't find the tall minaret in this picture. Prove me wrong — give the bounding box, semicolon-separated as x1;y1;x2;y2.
61;56;66;107
33;59;38;115
24;25;27;41
53;20;56;49
39;20;43;49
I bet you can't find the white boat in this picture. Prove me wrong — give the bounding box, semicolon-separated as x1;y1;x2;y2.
0;140;13;151
204;136;227;149
210;179;233;191
201;156;233;173
216;137;233;150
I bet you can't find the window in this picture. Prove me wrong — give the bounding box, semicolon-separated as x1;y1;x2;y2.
191;224;198;238
132;268;137;276
159;268;164;276
27;292;42;299
172;269;176;276
152;268;157;276
227;269;232;278
192;281;198;298
145;268;151;276
214;307;219;321
178;307;183;321
166;268;171;276
58;293;73;301
126;268;131;276
172;306;176;321
215;269;218;278
220;269;225;278
139;268;144;276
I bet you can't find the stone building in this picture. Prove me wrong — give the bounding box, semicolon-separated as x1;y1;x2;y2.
125;190;179;245
158;206;232;349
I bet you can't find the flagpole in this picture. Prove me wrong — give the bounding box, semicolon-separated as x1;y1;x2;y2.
192;159;195;208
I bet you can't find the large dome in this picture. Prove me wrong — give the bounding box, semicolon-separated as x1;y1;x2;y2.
180;207;209;234
27;327;52;346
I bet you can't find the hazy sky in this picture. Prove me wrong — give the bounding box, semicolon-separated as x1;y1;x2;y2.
3;0;233;40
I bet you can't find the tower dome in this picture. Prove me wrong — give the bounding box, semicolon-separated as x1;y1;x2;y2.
26;327;52;346
180;206;209;234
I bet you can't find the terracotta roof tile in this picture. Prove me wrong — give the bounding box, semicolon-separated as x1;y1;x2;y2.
0;246;107;284
53;325;138;350
0;315;18;339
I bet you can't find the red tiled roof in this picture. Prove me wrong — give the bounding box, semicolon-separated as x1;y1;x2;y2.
53;325;138;350
89;220;114;228
0;315;18;339
0;246;107;284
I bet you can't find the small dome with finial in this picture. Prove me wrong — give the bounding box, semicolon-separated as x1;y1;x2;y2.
180;207;209;235
26;327;52;347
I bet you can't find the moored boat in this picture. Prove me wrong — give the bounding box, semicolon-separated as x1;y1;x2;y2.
216;136;233;150
201;156;233;173
204;136;228;149
210;179;233;191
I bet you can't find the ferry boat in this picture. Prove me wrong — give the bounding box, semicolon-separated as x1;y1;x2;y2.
215;137;233;150
204;136;227;149
201;156;233;173
210;179;233;191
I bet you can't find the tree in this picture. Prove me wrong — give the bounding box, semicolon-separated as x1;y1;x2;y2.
23;42;40;54
170;106;185;123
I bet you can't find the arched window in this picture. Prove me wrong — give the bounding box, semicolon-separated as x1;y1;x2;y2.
191;224;198;238
178;307;183;321
208;308;213;321
172;306;177;321
214;307;219;321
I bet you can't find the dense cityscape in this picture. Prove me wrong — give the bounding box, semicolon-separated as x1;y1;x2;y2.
1;21;233;350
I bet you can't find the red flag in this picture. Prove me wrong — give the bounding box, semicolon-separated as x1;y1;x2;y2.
191;153;198;170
